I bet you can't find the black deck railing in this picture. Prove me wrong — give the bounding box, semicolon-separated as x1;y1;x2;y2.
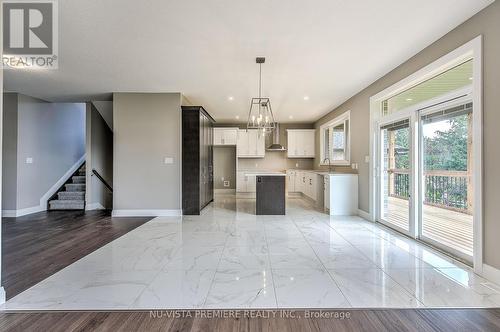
389;169;470;213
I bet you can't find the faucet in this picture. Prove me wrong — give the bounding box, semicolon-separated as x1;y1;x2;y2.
323;158;334;173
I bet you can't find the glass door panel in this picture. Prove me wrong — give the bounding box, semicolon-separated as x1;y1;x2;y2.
420;103;473;260
380;120;411;233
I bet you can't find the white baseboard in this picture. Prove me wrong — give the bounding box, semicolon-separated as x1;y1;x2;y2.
482;264;500;285
358;209;372;221
112;209;182;217
215;189;236;194
2;205;45;217
86;203;106;211
2;210;17;217
0;287;5;305
1;155;86;218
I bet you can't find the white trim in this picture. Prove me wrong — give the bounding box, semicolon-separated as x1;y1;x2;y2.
0;287;5;305
112;209;182;217
40;155;86;208
369;36;483;272
2;205;45;217
86;203;105;211
319;110;351;165
482;264;500;285
357;209;372;221
2;155;86;218
1;211;16;217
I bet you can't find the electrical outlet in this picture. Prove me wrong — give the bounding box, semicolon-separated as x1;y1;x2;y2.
223;180;230;187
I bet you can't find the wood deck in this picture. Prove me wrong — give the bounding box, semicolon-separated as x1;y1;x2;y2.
385;197;473;257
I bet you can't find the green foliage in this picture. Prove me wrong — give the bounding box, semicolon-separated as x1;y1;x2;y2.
424;115;468;171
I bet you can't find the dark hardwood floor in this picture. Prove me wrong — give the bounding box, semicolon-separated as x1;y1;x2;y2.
0;309;499;331
2;210;152;300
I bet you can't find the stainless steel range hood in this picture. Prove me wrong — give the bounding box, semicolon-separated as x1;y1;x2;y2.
266;123;287;151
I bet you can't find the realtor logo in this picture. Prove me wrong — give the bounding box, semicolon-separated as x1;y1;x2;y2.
2;0;58;69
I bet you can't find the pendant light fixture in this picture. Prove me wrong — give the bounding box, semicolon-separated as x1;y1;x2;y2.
247;57;276;134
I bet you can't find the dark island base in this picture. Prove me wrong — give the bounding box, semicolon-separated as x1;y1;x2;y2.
256;175;286;215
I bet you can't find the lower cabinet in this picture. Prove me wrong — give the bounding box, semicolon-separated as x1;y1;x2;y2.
236;171;256;193
287;171;322;205
324;174;358;216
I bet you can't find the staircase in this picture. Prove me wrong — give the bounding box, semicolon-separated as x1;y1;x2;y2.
48;164;86;210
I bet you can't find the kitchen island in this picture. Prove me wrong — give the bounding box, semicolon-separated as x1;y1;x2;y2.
246;172;286;215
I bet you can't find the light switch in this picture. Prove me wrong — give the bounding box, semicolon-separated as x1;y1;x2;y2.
365;156;370;163
164;157;174;164
26;157;33;164
295;163;299;168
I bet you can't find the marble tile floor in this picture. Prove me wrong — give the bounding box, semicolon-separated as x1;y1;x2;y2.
2;195;500;310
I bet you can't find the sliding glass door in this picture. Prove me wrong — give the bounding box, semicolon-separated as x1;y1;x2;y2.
376;101;474;262
419;102;474;261
379;119;412;235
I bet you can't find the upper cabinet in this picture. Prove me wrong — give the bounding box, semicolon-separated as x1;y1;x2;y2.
214;127;238;145
237;129;265;158
287;129;316;158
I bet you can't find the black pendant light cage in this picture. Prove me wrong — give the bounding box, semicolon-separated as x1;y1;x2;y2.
247;57;276;134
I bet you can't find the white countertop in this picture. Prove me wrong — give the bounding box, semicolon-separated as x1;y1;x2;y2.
244;171;286;177
288;169;358;176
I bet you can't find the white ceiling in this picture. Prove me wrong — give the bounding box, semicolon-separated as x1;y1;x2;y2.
4;0;493;123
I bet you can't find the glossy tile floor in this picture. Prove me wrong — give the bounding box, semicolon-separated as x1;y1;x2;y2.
3;195;500;310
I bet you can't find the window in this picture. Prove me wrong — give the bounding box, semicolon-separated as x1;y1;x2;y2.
320;111;350;165
382;60;472;116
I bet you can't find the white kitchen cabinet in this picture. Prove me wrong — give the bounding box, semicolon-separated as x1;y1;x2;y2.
237;129;265;158
236;171;256;193
286;170;297;192
236;171;246;192
286;130;316;158
303;173;318;201
247;175;256;193
295;171;305;193
324;174;358;216
214;128;238;145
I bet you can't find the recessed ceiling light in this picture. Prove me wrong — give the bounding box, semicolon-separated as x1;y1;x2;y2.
303;96;310;101
228;96;234;101
469;77;473;80
235;115;240;120
289;115;294;119
406;98;413;101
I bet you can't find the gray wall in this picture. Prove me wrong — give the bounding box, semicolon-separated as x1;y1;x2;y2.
214;146;236;190
86;103;113;209
113;93;182;211
313;2;500;268
92;101;113;131
2;93;18;210
2;93;86;210
235;123;315;171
